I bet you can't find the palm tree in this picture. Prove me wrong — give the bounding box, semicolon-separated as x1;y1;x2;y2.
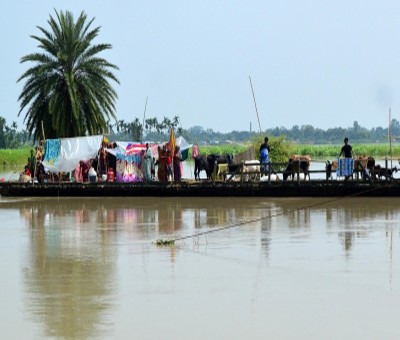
18;10;119;140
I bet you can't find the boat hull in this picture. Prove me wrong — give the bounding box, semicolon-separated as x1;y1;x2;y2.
0;180;399;197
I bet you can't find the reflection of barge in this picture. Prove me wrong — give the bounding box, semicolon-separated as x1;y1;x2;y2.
0;180;399;197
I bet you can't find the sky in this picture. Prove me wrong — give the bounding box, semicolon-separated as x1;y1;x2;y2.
2;0;400;133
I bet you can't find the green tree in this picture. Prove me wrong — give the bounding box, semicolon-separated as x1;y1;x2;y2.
18;10;119;140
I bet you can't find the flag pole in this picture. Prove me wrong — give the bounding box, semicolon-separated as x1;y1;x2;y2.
389;107;393;168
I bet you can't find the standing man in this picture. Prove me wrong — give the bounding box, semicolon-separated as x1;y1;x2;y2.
259;137;270;174
338;137;354;159
338;137;354;180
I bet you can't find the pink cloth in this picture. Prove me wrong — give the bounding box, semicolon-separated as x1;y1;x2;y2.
192;145;199;158
74;163;83;182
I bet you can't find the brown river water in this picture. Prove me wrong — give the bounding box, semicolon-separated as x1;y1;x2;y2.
1;193;400;339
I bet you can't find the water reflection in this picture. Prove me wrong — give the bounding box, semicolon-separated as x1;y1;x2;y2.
20;201;116;338
1;196;400;338
3;196;400;252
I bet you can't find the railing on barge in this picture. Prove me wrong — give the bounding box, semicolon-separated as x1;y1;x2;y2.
209;159;392;184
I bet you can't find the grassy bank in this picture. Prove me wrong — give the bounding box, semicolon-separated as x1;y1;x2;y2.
293;144;400;159
0;146;32;168
1;142;399;168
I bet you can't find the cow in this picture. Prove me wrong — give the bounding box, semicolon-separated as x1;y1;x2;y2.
373;165;398;180
194;155;211;180
243;160;261;181
283;155;311;181
206;154;234;180
326;160;338;180
354;156;375;180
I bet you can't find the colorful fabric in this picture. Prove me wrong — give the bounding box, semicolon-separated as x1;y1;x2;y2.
43;139;61;166
116;153;143;182
181;148;189;161
125;143;147;155
337;158;354;177
167;129;176;156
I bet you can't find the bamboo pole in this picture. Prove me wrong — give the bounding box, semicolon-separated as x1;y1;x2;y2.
249;76;262;135
41;120;46;143
389;107;393;169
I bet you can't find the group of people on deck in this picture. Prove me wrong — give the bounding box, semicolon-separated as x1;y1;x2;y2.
259;135;355;178
151;144;182;182
23;146;47;182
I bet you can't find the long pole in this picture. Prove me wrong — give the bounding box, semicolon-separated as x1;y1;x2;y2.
249;76;262;135
389;107;392;168
141;96;148;142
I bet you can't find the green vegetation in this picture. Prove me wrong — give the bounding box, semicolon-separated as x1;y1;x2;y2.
0;146;32;167
294;143;400;159
194;143;249;157
192;139;400;161
18;10;119;140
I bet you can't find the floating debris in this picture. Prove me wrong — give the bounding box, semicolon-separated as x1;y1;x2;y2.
154;239;175;246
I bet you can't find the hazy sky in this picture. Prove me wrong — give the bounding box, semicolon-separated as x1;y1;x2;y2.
2;1;400;133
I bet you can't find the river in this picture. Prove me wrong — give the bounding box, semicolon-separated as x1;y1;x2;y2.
1;190;400;339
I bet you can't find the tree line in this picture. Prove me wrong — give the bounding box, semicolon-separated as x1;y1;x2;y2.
1;114;398;149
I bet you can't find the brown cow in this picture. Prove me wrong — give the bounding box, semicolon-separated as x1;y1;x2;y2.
283;155;311;181
354;156;375;180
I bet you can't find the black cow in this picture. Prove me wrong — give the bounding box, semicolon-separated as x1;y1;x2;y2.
373;166;398;180
194;155;211;180
206;154;234;180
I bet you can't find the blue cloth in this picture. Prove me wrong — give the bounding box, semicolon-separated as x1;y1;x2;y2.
337;158;354;177
43;139;61;165
260;148;269;173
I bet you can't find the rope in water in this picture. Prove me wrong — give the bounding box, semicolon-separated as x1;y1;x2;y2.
155;186;381;245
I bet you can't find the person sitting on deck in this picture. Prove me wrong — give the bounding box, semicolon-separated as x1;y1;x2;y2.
24;165;31;177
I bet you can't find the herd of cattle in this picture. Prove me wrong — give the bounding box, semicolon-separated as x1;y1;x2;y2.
193;154;398;182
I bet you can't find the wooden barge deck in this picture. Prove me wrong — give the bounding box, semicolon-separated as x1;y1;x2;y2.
1;179;399;197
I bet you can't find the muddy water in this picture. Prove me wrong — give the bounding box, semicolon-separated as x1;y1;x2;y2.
1;196;400;339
